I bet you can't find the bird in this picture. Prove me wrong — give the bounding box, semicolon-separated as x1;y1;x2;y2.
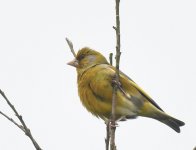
67;47;185;133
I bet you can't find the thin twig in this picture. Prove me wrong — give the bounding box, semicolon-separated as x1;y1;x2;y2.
105;53;113;150
110;88;117;150
0;110;25;132
105;121;110;150
109;53;113;66
110;0;121;150
0;89;42;150
66;38;76;57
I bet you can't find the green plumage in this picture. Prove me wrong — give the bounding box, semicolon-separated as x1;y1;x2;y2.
68;47;185;133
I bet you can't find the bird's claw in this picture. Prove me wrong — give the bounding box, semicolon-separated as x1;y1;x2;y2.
105;120;119;128
109;121;118;128
110;123;118;128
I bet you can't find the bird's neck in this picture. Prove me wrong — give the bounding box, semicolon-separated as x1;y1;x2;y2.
76;64;98;82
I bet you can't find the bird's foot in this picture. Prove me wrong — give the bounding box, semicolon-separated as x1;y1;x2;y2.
109;121;118;128
105;120;118;128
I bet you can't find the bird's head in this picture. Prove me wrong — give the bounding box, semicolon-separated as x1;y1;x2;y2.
67;47;109;71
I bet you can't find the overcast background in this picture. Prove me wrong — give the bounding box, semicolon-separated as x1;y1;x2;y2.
0;0;196;150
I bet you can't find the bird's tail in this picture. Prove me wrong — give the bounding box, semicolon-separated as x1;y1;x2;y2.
156;114;185;133
139;101;185;133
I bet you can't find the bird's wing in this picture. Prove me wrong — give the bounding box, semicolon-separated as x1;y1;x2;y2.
119;70;164;111
88;64;163;111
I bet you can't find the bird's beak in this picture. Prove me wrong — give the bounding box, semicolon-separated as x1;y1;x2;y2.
67;59;79;68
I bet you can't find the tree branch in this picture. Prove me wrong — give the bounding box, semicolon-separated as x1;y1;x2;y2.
105;121;110;150
0;89;42;150
110;0;121;150
66;38;76;57
109;53;113;66
105;52;115;150
0;110;25;132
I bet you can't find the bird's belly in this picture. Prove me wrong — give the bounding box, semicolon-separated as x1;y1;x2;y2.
115;99;139;120
78;85;139;120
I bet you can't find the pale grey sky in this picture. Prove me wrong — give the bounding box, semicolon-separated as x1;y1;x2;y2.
0;0;196;150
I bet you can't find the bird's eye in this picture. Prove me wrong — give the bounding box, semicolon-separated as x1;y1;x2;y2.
78;54;85;61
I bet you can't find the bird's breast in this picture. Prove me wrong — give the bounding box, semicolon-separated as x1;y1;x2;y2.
77;79;112;119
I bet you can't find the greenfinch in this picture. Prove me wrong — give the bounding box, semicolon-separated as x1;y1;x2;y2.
68;47;185;133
